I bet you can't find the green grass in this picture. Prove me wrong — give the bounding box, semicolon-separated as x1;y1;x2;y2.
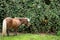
1;33;60;40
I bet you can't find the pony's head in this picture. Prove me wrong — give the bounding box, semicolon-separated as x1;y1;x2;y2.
14;17;31;26
19;17;30;26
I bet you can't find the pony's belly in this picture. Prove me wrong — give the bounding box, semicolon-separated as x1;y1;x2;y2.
12;19;21;28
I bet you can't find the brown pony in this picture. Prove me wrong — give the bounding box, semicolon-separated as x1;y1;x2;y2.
2;17;30;36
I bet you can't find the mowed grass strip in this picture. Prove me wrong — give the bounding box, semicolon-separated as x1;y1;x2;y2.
1;33;60;40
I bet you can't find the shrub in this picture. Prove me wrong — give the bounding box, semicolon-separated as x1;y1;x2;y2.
0;0;60;34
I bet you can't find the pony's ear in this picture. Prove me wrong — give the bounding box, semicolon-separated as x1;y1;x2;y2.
19;19;22;21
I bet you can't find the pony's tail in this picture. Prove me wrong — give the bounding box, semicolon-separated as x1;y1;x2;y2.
2;19;7;36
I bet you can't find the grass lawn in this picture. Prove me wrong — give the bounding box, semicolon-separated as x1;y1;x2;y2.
0;33;60;40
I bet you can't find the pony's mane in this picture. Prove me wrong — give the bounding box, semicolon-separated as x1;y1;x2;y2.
14;17;30;22
6;17;11;18
24;18;30;22
14;17;24;19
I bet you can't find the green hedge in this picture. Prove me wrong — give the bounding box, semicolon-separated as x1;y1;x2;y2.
0;0;60;33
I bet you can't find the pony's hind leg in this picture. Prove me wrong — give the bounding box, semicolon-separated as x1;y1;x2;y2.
14;28;18;36
7;29;9;36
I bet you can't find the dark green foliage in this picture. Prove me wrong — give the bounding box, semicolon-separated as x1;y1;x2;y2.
0;0;60;34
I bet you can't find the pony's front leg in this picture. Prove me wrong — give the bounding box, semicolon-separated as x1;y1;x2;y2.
14;28;17;36
7;29;9;36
